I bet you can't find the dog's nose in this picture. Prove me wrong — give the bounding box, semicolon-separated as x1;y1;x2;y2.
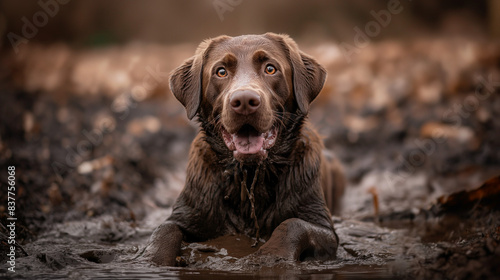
230;90;261;115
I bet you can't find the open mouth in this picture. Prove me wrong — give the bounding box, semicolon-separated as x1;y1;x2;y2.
222;124;277;161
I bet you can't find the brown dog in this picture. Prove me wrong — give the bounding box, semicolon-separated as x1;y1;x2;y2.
144;33;345;266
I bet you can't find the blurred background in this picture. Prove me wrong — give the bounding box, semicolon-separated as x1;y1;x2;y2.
0;1;499;278
0;0;496;46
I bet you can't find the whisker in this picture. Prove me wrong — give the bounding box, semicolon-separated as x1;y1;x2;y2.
208;114;222;127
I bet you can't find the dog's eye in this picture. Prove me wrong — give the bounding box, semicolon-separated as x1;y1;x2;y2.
216;67;228;78
265;65;276;75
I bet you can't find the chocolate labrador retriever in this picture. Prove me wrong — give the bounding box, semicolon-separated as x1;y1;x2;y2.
144;33;345;266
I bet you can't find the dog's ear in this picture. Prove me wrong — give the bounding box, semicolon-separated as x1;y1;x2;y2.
265;33;327;114
169;36;229;120
169;47;204;120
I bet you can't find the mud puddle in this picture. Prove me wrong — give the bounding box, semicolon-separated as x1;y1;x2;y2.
3;181;497;280
1;216;407;279
9;207;480;279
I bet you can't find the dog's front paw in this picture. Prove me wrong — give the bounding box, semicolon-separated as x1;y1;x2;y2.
253;218;338;262
142;222;183;266
253;239;297;261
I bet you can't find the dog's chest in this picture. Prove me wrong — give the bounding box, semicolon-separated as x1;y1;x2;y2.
218;165;287;237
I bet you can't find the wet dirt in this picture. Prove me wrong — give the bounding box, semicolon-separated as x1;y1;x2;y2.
1;39;500;279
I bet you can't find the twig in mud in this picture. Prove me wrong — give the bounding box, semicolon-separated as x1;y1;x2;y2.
368;186;380;223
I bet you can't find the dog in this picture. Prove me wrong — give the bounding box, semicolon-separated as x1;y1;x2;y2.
144;33;345;266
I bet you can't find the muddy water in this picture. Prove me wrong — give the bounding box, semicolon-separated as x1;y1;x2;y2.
4;201;499;280
1;212;416;279
4;185;499;280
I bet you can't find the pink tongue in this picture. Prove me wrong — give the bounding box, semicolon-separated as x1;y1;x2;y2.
234;129;264;154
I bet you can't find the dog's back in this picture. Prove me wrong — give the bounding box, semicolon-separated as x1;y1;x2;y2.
321;149;345;215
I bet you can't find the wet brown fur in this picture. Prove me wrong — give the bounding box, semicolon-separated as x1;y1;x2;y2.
144;33;345;266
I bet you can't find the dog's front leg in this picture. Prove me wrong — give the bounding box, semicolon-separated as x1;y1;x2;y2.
256;218;338;261
143;221;183;266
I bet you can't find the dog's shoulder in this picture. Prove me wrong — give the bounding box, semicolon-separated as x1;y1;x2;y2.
188;132;217;165
184;132;222;191
290;121;324;163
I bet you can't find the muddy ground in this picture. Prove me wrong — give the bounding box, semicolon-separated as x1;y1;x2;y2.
0;39;500;279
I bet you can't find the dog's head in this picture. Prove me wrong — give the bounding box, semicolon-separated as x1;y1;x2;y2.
170;33;326;163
